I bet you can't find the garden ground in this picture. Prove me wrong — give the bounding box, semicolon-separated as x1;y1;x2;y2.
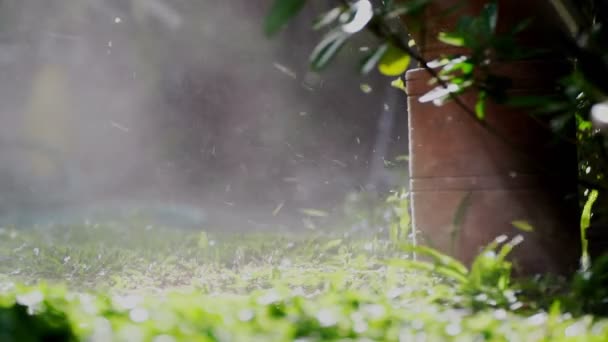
1;221;607;341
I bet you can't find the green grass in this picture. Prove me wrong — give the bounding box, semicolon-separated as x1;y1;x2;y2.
1;222;608;341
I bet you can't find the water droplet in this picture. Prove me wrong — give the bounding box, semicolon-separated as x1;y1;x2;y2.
360;84;372;94
317;308;338;327
445;322;461;336
238;309;254;321
494;309;507;320
129;308;149;323
527;312;547;325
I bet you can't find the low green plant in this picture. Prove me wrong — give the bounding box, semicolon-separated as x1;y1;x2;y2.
392;235;523;311
569;254;608;316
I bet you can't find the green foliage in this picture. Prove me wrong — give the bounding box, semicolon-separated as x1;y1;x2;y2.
264;0;306;36
264;0;608;282
0;296;75;342
360;44;389;74
450;191;472;254
386;190;411;245
396;235;524;311
511;220;535;233
571;254;608;315
581;190;600;269
377;44;411;76
2;224;608;340
309;30;350;70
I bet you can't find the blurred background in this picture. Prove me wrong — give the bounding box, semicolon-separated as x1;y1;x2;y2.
0;0;408;230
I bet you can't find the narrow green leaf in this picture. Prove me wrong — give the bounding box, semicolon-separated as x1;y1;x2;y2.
581;189;599;270
322;239;343;251
198;231;209;249
360;83;373;93
511;18;533;34
265;0;306;36
438;32;465;47
299;208;329;217
511;220;534;232
497;235;524;261
391;77;407;92
341;0;373;34
419;84;460;104
550;113;573;132
482;2;498;33
451;192;472;254
310;30;349;70
360;44;388;74
313;7;343;30
386;0;432;18
378;45;411;76
400;244;469;276
389;259;468;284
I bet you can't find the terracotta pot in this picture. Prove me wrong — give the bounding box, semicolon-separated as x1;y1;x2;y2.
407;59;580;275
401;0;565;60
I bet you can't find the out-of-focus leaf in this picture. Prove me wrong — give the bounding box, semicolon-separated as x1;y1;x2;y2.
389;259;468;284
391;77;406;92
511;18;533;34
451;192;472;254
272;201;285;216
386;0;431;19
427;58;451;69
299;208;329;217
321;239;342;252
438;32;465;47
511;220;534;232
341;0;373;34
550;113;573;132
360;83;373;93
481;2;498;33
440;57;473;74
475;92;487;120
313;7;343;30
378;44;411;76
198;231;209;249
419;83;461;104
400;244;469;276
310;30;350;70
265;0;306;36
581;189;599;270
360;44;388;74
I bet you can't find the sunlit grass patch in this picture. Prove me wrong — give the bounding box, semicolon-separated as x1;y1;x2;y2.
1;223;608;341
0;223;405;294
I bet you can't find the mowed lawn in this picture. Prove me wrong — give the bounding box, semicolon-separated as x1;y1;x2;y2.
0;222;607;341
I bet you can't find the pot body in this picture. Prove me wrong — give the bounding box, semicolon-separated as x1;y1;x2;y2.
407;60;580;274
